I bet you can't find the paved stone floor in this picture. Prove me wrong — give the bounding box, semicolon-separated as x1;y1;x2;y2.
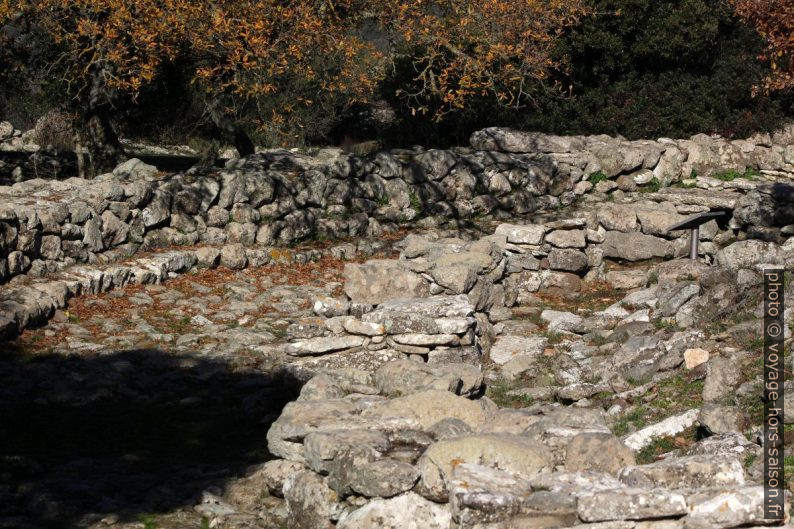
1;253;384;529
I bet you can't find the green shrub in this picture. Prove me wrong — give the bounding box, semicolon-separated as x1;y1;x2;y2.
587;171;608;184
639;176;661;193
374;0;792;148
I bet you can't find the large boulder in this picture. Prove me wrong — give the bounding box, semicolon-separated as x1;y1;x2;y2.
489;335;547;365
112;158;158;180
362;296;474;335
494;223;546;245
684;486;788;528
417;434;551;501
337;492;451;529
565;433;636;475
267;397;397;462
283;470;341;529
374;360;483;398
602;231;674;261
597;204;638;232
361;390;489;431
331;456;420;498
304;430;390;475
344;260;430;304
733;183;794;229
715;240;790;270
635;201;685;236
523;408;611;464
547;248;588;273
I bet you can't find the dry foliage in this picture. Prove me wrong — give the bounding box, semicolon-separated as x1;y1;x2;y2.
0;0;587;130
730;0;794;92
381;0;589;117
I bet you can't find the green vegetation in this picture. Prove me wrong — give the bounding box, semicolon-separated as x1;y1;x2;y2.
639;177;661;193
268;325;288;340
383;0;791;147
589;333;609;346
635;427;698;464
487;379;535;409
409;192;423;214
542;330;566;345
653;375;704;411
674;180;698;189
653;317;682;331
636;437;678;464
587;171;608;185
612;374;704;438
711;167;760;181
612;406;648;436
138;514;158;529
785;456;794;489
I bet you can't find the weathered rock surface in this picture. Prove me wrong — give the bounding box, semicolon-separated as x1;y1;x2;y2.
344;261;430;305
417;434;551;501
337;492;451;529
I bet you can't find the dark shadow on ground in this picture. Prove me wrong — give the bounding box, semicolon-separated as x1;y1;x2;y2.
0;347;301;529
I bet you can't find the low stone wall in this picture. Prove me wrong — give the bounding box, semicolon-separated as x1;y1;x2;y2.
0;237;385;340
269;221;794;382
471;125;794;184
1;125;793;286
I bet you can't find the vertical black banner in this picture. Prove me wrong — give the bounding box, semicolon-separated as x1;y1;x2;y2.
764;268;785;520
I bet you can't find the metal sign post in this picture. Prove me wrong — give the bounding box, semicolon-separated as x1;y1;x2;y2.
667;211;728;260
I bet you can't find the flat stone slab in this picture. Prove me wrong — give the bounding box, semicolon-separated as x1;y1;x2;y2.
577;488;688;522
494;223;546;245
685;486;789;528
654;188;740;209
390;333;459;346
337;492;451;529
619;455;745;489
286;335;367;356
370;295;475;319
489;335;548;365
602;231;674;261
343;260;430;305
449;464;579;526
540;309;583;332
623;408;700;451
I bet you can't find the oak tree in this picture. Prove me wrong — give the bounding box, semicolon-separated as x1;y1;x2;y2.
730;0;794;92
0;0;586;171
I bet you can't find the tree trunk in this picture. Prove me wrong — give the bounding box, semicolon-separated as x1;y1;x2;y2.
83;63;126;176
73;130;86;179
207;100;255;158
84;110;126;175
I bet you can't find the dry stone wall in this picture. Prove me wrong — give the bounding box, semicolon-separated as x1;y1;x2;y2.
257;224;794;529
1;125;793;287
